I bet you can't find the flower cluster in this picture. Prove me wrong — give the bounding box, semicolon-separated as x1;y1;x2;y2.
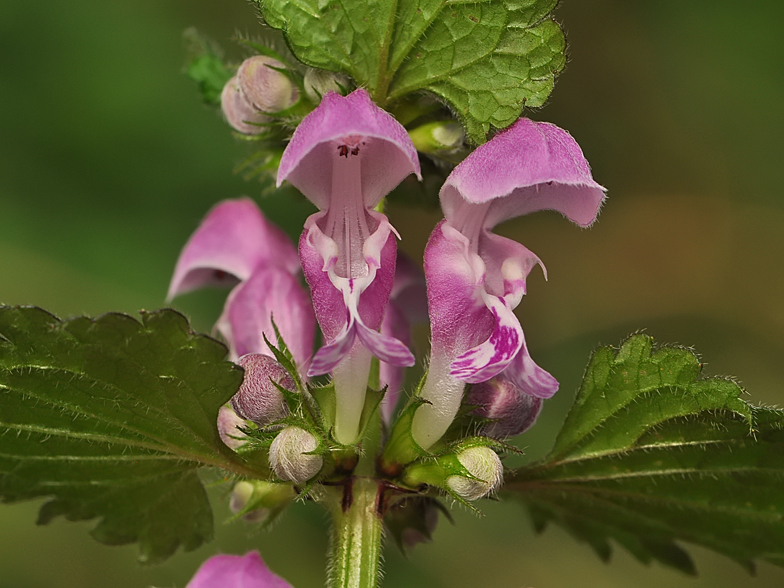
172;69;604;586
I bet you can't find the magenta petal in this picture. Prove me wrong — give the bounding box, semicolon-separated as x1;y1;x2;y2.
504;338;559;399
168;198;300;299
277;89;421;210
356;320;415;367
218;265;315;370
308;317;356;376
425;222;495;358
379;254;427;422
440;118;606;230
298;217;345;342
388;253;428;325
300;215;403;372
466;374;544;438
379;300;410;422
186;551;293;588
449;293;523;384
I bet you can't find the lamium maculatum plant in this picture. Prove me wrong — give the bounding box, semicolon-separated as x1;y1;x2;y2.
3;2;784;588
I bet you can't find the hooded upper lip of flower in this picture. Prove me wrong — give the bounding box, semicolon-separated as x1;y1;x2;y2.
276;88;422;377
167;197;316;372
186;551;293;588
412;117;606;450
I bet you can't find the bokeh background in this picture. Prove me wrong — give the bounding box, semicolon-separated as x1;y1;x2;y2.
1;0;783;586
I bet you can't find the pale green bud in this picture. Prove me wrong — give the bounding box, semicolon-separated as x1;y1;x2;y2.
401;443;503;501
269;426;323;484
446;446;503;501
408;121;465;153
230;480;295;523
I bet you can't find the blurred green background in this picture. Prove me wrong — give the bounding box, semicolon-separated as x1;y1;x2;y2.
1;0;783;586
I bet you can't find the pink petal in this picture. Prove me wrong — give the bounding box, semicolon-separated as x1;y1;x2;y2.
300;213;405;375
277;89;421;210
478;231;544;307
355;320;414;367
466;374;544;438
308;315;356;376
425;222;496;358
449;292;523;384
504;338;559;399
168;198;300;299
388;252;428;325
440;118;606;230
217;265;315;371
186;551;293;588
379;300;410;422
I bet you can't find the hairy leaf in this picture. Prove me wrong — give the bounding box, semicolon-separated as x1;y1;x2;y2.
255;0;565;142
0;307;258;563
507;334;784;574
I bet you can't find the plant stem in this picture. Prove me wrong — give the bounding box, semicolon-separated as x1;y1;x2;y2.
328;478;383;588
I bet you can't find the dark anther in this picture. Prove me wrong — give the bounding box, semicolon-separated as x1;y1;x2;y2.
337;144;360;158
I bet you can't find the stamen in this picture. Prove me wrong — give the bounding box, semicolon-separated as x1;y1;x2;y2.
322;142;371;278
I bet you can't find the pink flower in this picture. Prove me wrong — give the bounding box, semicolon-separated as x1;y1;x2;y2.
168;198;315;372
379;252;428;423
412;118;606;449
277;89;421;443
186;551;292;588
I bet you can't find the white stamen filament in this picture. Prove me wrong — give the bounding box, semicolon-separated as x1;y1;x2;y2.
323;148;371;279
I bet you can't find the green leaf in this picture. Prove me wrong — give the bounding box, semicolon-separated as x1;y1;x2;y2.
387;0;565;142
507;334;784;574
0;306;260;563
255;0;565;143
183;28;233;105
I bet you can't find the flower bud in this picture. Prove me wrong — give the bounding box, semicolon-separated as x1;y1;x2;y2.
446;446;503;501
230;480;295;524
217;405;247;449
220;76;267;134
401;443;503;501
303;68;349;103
408;121;465;153
230;481;269;523
269;426;323;484
230;353;292;426
466;375;543;438
237;56;298;113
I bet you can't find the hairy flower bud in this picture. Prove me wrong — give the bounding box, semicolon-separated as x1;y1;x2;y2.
220;76;267;134
446;446;503;501
217;405;247;449
466;375;543;438
269;426;323;484
230;480;295;524
230;481;269;523
401;443;503;501
230;353;292;426
303;68;349;103
237;56;298;114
